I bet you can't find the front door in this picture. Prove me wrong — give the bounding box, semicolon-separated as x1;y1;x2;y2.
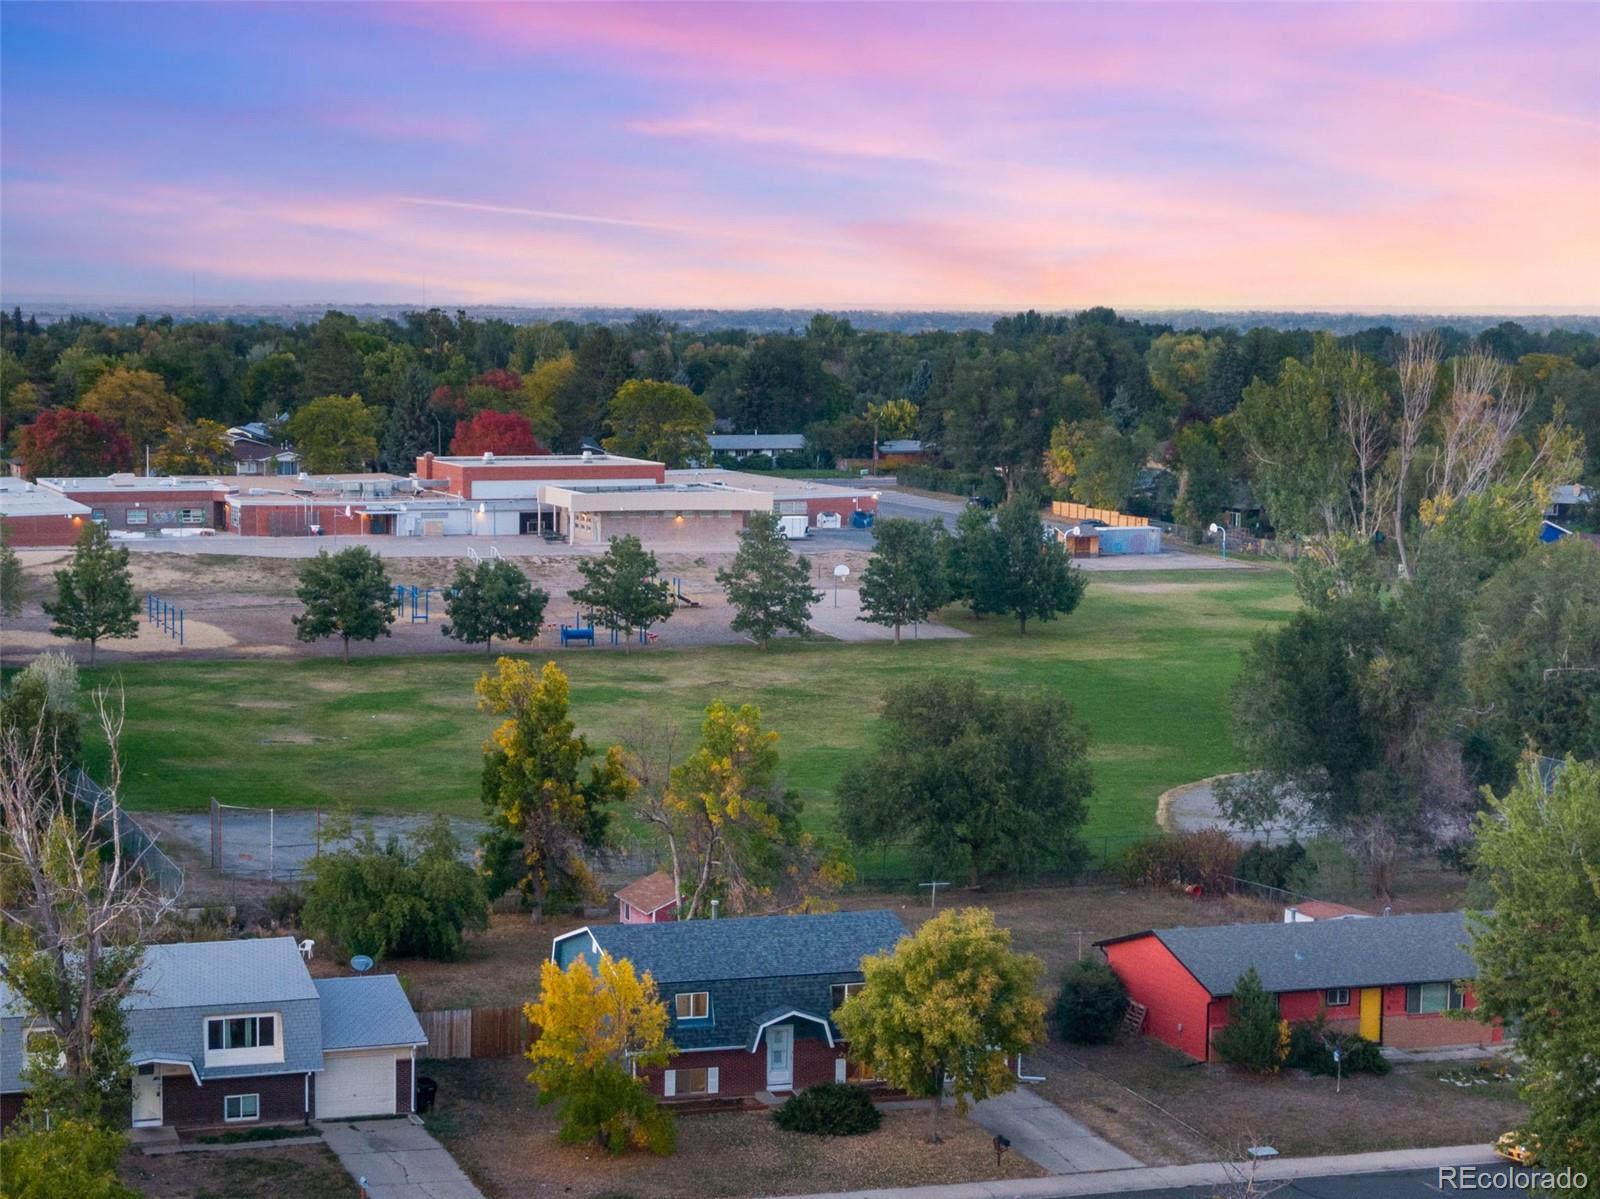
132;1069;163;1127
765;1025;794;1090
1359;987;1382;1042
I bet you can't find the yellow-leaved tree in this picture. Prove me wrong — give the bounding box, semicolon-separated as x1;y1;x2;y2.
525;952;676;1155
834;907;1045;1143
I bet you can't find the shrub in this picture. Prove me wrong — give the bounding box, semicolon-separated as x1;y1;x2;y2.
1237;840;1306;890
266;887;305;928
0;1119;134;1199
773;1083;882;1136
1053;958;1128;1045
1285;1017;1391;1077
1116;830;1241;894
1213;968;1288;1073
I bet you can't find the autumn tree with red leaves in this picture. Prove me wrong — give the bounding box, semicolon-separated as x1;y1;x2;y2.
16;410;134;479
449;410;547;456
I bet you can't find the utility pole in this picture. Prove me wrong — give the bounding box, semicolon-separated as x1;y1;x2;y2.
919;880;949;913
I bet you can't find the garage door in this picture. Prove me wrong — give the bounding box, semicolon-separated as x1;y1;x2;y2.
317;1050;398;1119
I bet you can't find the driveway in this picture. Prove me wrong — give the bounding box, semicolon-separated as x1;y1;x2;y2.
318;1118;484;1199
970;1087;1142;1174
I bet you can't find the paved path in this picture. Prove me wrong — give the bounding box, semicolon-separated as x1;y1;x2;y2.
807;588;969;642
970;1088;1141;1174
774;1143;1502;1199
318;1118;484;1199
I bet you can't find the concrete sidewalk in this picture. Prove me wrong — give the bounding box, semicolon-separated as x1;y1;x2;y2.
317;1118;483;1199
807;588;969;642
970;1088;1141;1173
775;1143;1501;1199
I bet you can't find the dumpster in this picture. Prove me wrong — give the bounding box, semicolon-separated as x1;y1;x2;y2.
851;510;875;529
415;1076;438;1113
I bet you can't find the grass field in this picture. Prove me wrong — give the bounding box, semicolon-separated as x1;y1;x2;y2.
83;567;1295;846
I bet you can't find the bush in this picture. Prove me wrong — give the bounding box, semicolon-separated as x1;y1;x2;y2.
895;464;1004;504
773;1083;882;1136
1237;840;1306;890
1213;968;1288;1073
1285;1017;1391;1077
0;1119;135;1199
552;1061;676;1156
1116;830;1241;894
266;887;305;928
1053;958;1128;1045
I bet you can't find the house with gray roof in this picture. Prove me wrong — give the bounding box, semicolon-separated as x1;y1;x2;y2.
552;910;906;1100
1;937;426;1130
1097;911;1505;1061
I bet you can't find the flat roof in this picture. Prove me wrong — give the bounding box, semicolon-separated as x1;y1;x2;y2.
429;452;660;468
0;477;92;518
666;468;877;503
39;474;227;494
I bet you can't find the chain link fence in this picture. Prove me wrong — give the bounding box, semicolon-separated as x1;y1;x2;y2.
69;771;185;901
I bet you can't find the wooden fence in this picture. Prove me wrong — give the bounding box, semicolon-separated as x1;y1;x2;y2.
1049;501;1146;527
417;1005;537;1060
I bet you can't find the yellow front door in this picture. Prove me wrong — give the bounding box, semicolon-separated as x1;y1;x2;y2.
1359;987;1382;1041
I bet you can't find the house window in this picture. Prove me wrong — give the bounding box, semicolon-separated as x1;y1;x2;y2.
224;1094;260;1122
179;508;206;526
1325;988;1351;1008
208;1015;275;1051
1405;983;1466;1014
675;1068;709;1095
830;982;865;1009
90;508;107;523
674;992;709;1020
125;509;148;525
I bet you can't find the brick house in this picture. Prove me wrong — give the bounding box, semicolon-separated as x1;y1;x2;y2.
1097;911;1503;1061
550;910;906;1101
1;938;426;1130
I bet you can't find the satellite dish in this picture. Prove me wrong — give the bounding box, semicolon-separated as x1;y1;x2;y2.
833;564;850;579
350;955;374;973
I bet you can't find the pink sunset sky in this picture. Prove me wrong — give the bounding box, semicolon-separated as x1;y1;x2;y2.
2;2;1597;310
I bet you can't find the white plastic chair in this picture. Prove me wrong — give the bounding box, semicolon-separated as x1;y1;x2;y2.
298;939;315;961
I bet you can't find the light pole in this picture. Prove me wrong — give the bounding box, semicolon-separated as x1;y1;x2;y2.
1208;522;1228;561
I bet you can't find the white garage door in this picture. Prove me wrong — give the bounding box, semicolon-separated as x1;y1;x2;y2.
317;1050;398;1119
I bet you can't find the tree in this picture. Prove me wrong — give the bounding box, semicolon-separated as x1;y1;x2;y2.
1470;757;1600;1195
301;816;488;961
943;505;1004;618
42;523;139;665
0;1120;136;1199
568;535;673;645
476;659;633;914
522;352;574;446
287;393;378;472
16;409;133;479
1044;418;1142;510
0;691;168;1127
1053;958;1129;1045
380;363;437;468
834;907;1045;1143
715;512;821;648
151;418;230;474
79;367;183;459
291;546;395;663
663;702;840;919
857;517;947;643
1;519;23;618
1212;968;1288;1072
524;952;675;1155
449;409;547;456
1;652;84;782
604;379;713;467
866;397;918;468
838;676;1092;884
442;559;549;654
1172;419;1235;529
992;494;1087;634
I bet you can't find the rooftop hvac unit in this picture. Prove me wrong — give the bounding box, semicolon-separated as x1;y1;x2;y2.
483;451;495;462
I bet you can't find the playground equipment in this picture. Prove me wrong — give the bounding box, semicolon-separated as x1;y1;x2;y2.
672;577;700;607
146;594;184;645
560;621;595;646
393;584;433;623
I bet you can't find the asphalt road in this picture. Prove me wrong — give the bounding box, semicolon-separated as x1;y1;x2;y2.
1069;1165;1534;1198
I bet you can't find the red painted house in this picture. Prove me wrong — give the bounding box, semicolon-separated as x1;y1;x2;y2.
1098;911;1502;1061
615;872;680;924
551;910;906;1101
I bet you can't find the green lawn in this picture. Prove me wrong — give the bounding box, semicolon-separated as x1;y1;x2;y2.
84;568;1295;853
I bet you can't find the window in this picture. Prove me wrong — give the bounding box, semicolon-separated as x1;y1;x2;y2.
675;1068;709;1095
778;500;807;514
1324;988;1351;1008
830;982;865;1009
224;1094;260;1122
674;992;709;1020
90;508;106;523
125;509;148;525
207;1015;275;1051
179;508;206;526
1405;982;1466;1014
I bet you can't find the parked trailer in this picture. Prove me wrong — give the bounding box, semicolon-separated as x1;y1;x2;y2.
778;515;810;540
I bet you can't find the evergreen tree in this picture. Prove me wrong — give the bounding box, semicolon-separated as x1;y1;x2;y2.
0;519;24;619
715;512;822;648
380;364;437;469
291;546;395;663
993;495;1087;634
42;524;139;665
442;559;549;654
568;535;673;646
857;517;948;644
1213;968;1288;1072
